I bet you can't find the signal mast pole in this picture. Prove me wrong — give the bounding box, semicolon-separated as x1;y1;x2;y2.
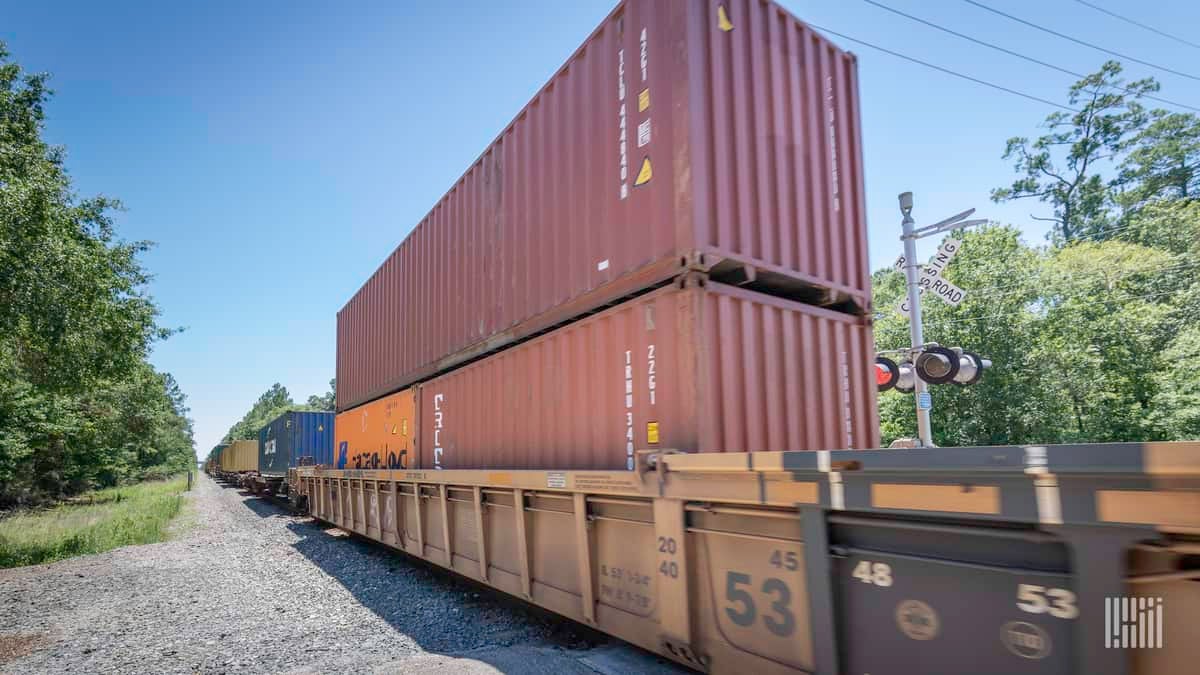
898;193;933;446
898;192;987;447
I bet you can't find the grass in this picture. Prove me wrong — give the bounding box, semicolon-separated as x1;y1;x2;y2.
0;476;190;569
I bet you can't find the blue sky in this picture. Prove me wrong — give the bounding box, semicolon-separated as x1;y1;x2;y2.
4;0;1197;458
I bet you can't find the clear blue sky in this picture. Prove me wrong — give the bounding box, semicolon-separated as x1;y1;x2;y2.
3;0;1197;459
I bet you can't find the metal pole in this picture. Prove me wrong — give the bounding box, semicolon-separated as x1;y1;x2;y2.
899;192;933;447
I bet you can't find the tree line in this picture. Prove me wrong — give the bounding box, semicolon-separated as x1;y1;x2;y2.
874;62;1199;446
0;43;194;505
216;380;335;453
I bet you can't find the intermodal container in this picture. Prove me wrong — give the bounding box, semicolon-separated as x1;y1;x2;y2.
222;439;259;473
415;281;878;471
333;388;417;470
337;0;870;411
258;411;335;476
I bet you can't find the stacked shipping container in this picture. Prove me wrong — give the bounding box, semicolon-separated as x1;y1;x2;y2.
337;0;871;412
334;389;416;470
420;281;876;470
335;0;878;468
257;411;336;476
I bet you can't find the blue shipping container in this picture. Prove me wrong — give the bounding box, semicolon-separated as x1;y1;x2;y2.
257;411;335;476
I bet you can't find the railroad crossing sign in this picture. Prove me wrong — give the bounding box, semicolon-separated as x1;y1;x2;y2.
895;194;987;448
896;237;966;316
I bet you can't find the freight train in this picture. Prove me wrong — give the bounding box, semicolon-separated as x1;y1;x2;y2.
208;441;255;484
204;412;334;496
209;1;1199;673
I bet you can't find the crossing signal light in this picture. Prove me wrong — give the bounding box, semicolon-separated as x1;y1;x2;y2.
875;356;900;392
952;350;990;386
914;345;960;384
876;346;990;391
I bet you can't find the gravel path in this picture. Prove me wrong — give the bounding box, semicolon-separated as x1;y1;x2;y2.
0;475;687;674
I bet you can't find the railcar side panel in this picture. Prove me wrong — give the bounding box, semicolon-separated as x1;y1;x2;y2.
289;443;1200;675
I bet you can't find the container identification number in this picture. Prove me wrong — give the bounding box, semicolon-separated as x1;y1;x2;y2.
624;351;635;469
646;344;656;406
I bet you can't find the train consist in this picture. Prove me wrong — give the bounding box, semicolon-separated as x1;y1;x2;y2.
207;1;1198;673
206;412;334;497
207;440;255;484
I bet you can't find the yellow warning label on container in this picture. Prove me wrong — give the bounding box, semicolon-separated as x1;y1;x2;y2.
718;5;734;32
647;422;660;444
635;157;652;186
638;88;650;112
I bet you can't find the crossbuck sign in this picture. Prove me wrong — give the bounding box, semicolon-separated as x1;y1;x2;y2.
896;237;966;317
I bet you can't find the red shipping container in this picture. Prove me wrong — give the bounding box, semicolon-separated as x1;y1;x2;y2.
338;0;870;411
416;282;878;471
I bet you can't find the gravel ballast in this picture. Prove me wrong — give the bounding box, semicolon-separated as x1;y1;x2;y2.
0;475;686;674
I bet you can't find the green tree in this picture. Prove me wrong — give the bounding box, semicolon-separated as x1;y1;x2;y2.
306;378;336;412
992;62;1157;241
224;383;295;441
1114;198;1200;255
1032;241;1176;441
874;230;1196;446
224;380;339;442
1116;111;1200;207
0;42;192;504
1111;200;1200;330
1151;326;1200;439
0;45;171;392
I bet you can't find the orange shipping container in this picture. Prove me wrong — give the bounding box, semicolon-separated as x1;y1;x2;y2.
416;282;878;471
334;388;417;470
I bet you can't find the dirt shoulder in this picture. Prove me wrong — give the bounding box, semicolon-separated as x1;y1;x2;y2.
0;474;683;674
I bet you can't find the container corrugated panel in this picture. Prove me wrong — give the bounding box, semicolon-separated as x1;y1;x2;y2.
414;282;877;470
337;0;869;411
258;411;335;476
223;439;259;473
296;411;336;468
258;421;286;476
334;389;416;470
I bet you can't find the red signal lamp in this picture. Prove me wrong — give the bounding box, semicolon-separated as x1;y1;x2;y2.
875;357;900;392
